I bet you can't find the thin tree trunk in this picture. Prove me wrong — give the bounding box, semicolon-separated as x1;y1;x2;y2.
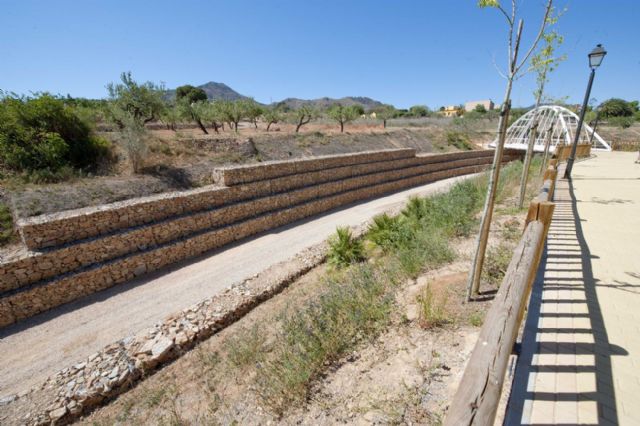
383;119;387;129
517;121;538;208
195;118;208;135
517;77;546;208
466;88;513;300
539;128;552;175
340;121;344;133
466;18;526;301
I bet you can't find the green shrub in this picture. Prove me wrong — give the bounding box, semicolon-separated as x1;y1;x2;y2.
327;227;365;268
367;213;403;250
0;202;14;246
395;227;455;277
421;180;483;237
446;131;473;150
0;94;110;173
609;116;634;129
401;196;429;222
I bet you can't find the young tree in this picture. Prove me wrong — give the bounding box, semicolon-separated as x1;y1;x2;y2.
517;15;565;208
106;72;165;128
219;100;247;132
263;106;284;131
176;85;209;134
243;99;264;129
198;100;226;133
292;106;315;133
327;104;360;133
159;104;181;131
466;0;554;301
106;72;164;173
375;104;397;128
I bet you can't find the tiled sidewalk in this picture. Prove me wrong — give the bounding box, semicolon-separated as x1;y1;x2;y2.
506;152;640;425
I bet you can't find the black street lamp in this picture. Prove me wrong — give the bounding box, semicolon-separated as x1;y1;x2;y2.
564;44;607;179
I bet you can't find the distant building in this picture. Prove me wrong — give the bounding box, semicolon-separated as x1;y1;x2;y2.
440;105;460;117
465;99;495;112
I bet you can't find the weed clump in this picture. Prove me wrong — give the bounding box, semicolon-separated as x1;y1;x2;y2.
416;285;451;329
482;243;514;286
226;325;267;368
256;264;395;415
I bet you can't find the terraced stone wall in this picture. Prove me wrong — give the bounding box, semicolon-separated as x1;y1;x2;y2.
0;149;522;327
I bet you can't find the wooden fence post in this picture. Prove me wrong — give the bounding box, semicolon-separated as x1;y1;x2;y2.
548;169;558;199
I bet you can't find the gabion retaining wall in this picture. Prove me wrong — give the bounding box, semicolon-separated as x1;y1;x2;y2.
0;149;520;328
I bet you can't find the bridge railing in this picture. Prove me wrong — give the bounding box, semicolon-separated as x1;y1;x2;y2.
444;161;559;425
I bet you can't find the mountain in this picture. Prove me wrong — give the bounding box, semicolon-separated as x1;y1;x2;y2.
165;82;249;101
275;96;384;111
165;82;386;110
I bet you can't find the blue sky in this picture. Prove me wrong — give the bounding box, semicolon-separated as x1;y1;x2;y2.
1;0;638;109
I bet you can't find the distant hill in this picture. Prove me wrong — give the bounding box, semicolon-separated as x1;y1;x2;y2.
165;82;385;111
165;82;249;101
275;96;384;111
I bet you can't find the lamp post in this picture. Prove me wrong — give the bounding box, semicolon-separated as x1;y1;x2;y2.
564;44;607;179
589;109;601;146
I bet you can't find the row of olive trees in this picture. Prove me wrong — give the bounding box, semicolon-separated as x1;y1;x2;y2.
102;74;401;171
161;86;402;134
104;73;439;139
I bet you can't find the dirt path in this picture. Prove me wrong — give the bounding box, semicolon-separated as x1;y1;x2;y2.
0;175;476;398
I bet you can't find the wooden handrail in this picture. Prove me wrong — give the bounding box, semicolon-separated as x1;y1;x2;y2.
444;221;547;425
445;160;559;425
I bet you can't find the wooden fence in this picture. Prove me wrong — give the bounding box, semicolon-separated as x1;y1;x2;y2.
444;160;559;426
554;144;592;161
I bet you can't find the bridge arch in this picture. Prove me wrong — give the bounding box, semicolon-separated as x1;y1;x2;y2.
490;105;611;152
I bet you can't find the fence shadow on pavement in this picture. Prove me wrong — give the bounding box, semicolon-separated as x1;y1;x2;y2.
505;178;628;425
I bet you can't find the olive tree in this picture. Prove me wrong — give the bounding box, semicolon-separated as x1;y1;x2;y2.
375;104;397;128
199;100;227;133
176;85;209;134
159;104;181;131
243;99;264;129
327;104;360;133
106;72;164;173
263;106;284;131
291;106;315;133
466;0;554;301
106;72;165;128
219;100;247;132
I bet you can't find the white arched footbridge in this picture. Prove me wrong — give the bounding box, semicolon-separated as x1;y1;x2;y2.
490;105;611;152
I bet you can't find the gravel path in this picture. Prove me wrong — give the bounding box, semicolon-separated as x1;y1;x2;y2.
0;175;474;397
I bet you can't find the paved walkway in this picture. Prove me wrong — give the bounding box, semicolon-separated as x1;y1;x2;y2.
506;151;640;425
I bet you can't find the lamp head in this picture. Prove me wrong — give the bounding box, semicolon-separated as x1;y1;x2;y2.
588;44;607;69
